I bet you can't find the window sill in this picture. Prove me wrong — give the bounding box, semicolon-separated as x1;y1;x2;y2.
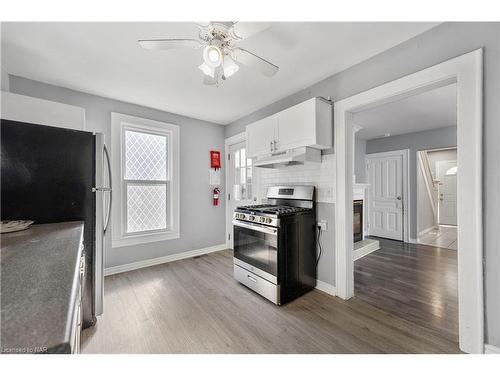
112;230;180;248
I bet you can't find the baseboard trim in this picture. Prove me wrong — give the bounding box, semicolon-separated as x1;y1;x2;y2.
418;226;437;237
315;280;336;296
409;238;418;244
353;239;380;261
104;243;227;276
484;344;500;354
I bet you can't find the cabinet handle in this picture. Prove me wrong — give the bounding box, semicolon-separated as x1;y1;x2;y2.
270;141;273;152
274;140;278;151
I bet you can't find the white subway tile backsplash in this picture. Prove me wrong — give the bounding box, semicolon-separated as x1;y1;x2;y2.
257;153;336;203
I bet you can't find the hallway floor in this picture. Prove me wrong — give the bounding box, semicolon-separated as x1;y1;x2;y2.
355;237;459;346
418;225;457;250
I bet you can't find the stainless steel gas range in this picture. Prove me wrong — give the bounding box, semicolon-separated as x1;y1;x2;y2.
232;186;317;305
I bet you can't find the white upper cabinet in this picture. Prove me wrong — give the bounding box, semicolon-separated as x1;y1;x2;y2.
246;97;332;158
246;114;278;158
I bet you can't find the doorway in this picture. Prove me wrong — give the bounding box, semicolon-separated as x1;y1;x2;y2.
417;147;458;249
353;85;458;345
335;49;483;353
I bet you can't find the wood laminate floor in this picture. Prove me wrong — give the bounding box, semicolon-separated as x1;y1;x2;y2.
82;249;460;354
355;237;459;344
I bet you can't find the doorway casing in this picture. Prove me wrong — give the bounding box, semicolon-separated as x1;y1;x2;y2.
334;49;483;353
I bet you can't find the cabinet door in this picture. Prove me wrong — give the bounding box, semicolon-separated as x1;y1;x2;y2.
276;99;316;151
246;115;277;158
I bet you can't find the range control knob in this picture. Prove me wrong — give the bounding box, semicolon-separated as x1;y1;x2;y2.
266;218;273;224
259;217;265;223
249;215;255;221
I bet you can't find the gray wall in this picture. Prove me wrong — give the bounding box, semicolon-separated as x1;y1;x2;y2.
1;66;9;91
354;137;367;183
224;22;500;346
316;203;335;285
8;75;226;269
366;126;457;239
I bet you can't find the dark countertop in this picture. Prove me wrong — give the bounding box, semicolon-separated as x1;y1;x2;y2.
0;222;84;354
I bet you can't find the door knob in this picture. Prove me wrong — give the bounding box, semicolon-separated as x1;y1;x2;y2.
396;196;402;201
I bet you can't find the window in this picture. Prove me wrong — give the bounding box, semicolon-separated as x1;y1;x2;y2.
233;146;253;201
445;166;458;176
111;113;179;247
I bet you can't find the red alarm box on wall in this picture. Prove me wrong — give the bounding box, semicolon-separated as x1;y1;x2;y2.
210;150;221;170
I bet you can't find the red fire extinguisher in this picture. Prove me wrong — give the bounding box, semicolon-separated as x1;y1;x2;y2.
213;187;220;206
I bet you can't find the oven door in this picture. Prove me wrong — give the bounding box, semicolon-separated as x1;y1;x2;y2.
233;220;278;279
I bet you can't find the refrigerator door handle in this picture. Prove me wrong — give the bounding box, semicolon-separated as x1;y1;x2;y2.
94;133;105;317
103;144;112;234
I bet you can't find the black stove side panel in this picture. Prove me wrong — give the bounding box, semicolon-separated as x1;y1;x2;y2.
278;212;317;304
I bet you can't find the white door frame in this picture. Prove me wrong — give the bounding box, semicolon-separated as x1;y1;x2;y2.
365;149;410;243
224;132;246;249
334;49;483;353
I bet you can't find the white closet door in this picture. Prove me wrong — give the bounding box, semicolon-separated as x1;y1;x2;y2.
367;152;404;241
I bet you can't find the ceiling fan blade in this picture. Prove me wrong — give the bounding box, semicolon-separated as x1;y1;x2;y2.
231;48;279;77
138;38;202;50
230;22;271;39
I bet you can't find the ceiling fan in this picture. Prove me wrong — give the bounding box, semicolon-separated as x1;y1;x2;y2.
138;22;279;86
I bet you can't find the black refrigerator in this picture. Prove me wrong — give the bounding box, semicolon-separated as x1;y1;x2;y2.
0;119;110;328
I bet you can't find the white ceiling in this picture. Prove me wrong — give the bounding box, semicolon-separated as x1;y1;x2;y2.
354;83;457;140
1;22;438;124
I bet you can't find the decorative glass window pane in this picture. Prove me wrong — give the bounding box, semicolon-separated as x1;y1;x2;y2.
247;166;252;184
247;184;252;200
234;184;242;201
125;130;167;181
234;168;241;185
127;184;167;233
247;157;252;166
240;148;246;168
235;150;240;168
240;167;246;184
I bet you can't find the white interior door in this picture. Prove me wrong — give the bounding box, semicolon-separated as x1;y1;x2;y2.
367;151;404;241
437;160;457;226
227;141;255;248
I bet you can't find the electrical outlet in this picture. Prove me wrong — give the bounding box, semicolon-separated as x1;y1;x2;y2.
318;220;328;231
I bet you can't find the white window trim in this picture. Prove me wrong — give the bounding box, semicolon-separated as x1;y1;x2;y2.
111;112;180;248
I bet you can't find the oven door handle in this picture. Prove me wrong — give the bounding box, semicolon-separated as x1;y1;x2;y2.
232;220;278;235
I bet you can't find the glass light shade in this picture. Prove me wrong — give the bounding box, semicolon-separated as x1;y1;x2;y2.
198;63;215;78
203;45;222;68
223;56;240;77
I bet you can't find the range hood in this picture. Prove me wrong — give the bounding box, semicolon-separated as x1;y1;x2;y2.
253;147;321;169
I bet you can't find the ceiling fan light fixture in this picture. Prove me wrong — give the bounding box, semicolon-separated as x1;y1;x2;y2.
203;45;222;68
198;62;215;78
223;55;239;78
